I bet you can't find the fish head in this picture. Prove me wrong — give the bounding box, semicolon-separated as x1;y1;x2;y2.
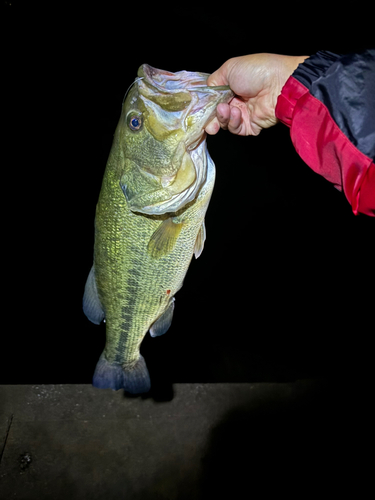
118;64;233;215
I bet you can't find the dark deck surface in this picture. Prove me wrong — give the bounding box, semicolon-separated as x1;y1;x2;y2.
0;381;368;499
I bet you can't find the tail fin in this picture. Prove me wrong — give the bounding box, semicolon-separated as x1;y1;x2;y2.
92;352;151;394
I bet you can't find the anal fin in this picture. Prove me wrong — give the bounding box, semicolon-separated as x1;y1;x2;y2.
150;298;175;337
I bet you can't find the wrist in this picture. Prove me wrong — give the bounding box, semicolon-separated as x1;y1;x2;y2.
284;55;310;79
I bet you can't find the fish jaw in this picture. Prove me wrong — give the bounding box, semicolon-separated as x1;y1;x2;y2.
125;141;208;215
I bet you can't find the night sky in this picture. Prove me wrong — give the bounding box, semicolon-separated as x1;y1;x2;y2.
2;2;373;387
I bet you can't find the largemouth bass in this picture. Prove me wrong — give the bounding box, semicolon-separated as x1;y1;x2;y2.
83;65;233;393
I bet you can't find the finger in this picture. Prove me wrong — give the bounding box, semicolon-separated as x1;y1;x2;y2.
216;103;230;128
227;106;242;134
205;117;220;135
206;66;228;87
205;103;232;134
205;103;231;134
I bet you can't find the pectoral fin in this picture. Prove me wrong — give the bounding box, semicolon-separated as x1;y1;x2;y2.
147;218;183;259
194;221;206;259
149;298;175;337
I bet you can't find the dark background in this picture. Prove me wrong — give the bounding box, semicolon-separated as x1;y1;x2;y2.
2;2;373;388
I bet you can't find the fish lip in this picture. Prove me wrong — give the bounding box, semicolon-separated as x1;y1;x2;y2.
138;64;210;91
138;64;175;82
185;86;234;140
138;64;233;100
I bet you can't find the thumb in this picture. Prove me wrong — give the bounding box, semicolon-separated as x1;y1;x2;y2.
206;66;229;87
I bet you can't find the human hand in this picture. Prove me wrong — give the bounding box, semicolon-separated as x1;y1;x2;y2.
205;53;308;136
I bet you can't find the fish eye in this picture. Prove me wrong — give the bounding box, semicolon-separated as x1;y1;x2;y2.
128;114;142;131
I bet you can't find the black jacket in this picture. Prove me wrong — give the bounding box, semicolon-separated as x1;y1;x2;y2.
276;49;375;216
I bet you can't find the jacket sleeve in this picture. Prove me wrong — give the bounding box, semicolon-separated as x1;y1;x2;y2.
275;50;375;216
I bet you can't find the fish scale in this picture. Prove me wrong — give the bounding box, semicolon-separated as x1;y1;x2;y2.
96;156;207;366
83;64;233;393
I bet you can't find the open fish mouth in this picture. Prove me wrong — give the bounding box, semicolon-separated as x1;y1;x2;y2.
121;65;233;216
138;64;233;127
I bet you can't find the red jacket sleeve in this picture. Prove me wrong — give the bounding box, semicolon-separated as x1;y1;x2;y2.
275;50;375;217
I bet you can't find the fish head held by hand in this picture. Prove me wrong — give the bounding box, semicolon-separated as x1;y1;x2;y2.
118;64;233;215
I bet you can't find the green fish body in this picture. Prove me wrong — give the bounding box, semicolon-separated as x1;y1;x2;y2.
83;65;233;393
